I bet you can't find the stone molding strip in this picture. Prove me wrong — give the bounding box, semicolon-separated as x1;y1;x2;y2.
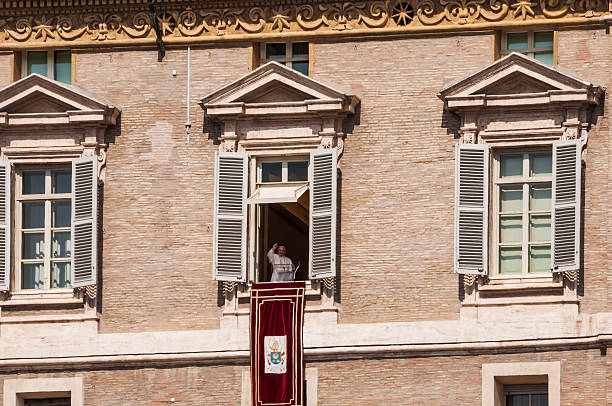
0;1;609;48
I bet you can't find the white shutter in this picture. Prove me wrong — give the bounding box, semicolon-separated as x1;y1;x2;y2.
552;139;581;272
454;144;489;275
309;149;337;279
71;156;98;287
213;152;248;282
0;162;10;290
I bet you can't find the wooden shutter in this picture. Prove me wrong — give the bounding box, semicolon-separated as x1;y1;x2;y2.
454;144;489;275
71;156;98;287
0;162;10;290
213;152;248;282
552;139;581;272
309;149;337;279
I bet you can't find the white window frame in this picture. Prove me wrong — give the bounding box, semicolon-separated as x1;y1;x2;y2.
14;165;72;293
500;30;554;61
482;362;560;406
21;50;71;81
3;377;84;406
257;156;310;184
491;148;552;278
260;42;309;72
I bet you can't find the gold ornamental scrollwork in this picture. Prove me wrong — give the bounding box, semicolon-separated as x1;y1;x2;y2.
0;0;607;45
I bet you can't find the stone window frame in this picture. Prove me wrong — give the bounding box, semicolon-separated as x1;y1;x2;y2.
3;376;84;406
481;361;560;406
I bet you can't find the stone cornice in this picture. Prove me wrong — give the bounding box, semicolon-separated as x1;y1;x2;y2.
0;0;609;48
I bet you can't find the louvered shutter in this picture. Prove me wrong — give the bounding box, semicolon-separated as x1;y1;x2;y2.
309;149;337;279
0;162;10;290
71;156;98;287
551;140;581;272
213;152;248;282
454;144;489;275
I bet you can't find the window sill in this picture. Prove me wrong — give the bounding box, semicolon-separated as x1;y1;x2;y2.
236;281;320;299
1;289;81;306
480;275;562;291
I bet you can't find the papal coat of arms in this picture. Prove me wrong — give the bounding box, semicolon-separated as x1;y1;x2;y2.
264;335;287;374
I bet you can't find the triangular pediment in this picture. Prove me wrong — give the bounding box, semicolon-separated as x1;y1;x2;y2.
0;74;113;115
201;61;355;107
439;52;596;99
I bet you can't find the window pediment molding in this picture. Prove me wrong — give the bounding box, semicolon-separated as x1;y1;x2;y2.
439;52;603;145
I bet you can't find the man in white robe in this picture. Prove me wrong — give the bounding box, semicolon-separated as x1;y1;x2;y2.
268;242;295;282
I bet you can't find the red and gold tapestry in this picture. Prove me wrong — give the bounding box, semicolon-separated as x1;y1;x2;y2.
250;282;305;406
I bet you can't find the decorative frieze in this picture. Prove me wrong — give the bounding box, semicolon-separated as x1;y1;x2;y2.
0;0;608;46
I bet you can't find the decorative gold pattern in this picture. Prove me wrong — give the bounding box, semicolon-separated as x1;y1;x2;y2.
0;0;607;45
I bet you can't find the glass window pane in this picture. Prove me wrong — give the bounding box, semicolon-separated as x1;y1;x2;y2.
52;231;71;258
23;202;44;229
22;263;44;289
535;51;554;66
292;42;309;58
534;31;554;47
52;201;71;228
51;262;71;288
500;154;523;178
27;51;48;76
54;50;71;83
500;246;522;274
500;216;522;243
507;32;528;50
288;161;308;181
261;162;282;182
530;153;552;176
266;43;286;59
500;186;523;212
532;393;549;406
529;245;551;273
52;170;71;193
292;61;309;76
22;232;44;259
530;185;551;211
507;394;530;406
530;214;551;242
23;171;45;194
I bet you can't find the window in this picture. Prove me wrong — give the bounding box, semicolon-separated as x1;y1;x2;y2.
16;167;72;290
493;151;552;275
500;31;554;66
24;399;71;406
505;384;548;406
23;50;71;83
261;42;309;75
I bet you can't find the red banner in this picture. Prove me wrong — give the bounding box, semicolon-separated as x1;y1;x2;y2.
250;282;305;406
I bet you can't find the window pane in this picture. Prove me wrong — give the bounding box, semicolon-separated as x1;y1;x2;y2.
266;43;286;59
530;214;551;242
500;216;522;243
51;262;71;288
534;31;554;47
52;170;71;193
500;246;522;274
22;263;44;289
292;61;309;76
23;202;44;229
507;32;528;50
27;51;48;76
500;186;522;212
530;185;551;211
530;153;552;176
52;231;71;258
507;394;530;406
54;50;71;83
529;245;551;273
261;162;282;182
288;161;308;181
535;51;554;66
52;201;71;228
500;154;523;178
23;171;45;194
292;42;309;58
532;393;549;406
22;232;44;259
